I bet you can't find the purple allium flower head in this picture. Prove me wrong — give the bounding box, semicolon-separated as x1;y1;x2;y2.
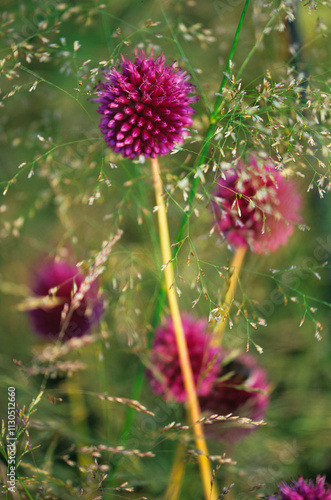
28;260;104;341
200;351;269;442
212;155;302;254
266;476;331;500
148;314;221;403
94;49;198;159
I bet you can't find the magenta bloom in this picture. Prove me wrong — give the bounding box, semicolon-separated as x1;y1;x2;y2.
200;351;269;442
212;155;301;253
28;260;104;341
148;314;220;403
267;476;331;500
94;49;198;159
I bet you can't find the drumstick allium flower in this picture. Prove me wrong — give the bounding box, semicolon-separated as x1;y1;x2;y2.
94;49;198;159
28;260;104;341
148;314;221;403
266;476;331;500
148;314;269;439
212;155;301;253
200;352;269;442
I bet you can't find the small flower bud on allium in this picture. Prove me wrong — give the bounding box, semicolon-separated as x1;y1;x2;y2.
148;314;221;403
94;49;198;159
266;476;331;500
28;260;104;341
212;155;302;253
199;352;269;442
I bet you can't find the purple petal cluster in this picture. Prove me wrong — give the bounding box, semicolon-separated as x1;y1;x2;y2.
94;49;198;159
267;476;331;500
148;314;221;403
28;260;104;341
212;155;302;254
148;315;269;441
200;352;269;442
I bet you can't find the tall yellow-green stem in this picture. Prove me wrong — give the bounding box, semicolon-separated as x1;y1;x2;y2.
165;247;246;499
151;157;218;500
66;378;91;470
214;246;247;344
165;440;186;500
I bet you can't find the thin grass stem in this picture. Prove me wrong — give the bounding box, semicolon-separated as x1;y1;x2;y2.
175;0;251;248
211;0;250;123
237;11;279;80
66;379;91;470
17;476;34;500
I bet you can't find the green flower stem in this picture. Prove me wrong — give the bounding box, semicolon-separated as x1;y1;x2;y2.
17;475;34;500
211;0;250;123
175;0;251;244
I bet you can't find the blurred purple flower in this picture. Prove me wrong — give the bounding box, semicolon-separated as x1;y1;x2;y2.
266;476;331;500
212;155;302;253
94;49;198;159
199;351;269;442
148;314;269;441
28;260;104;341
148;314;220;403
